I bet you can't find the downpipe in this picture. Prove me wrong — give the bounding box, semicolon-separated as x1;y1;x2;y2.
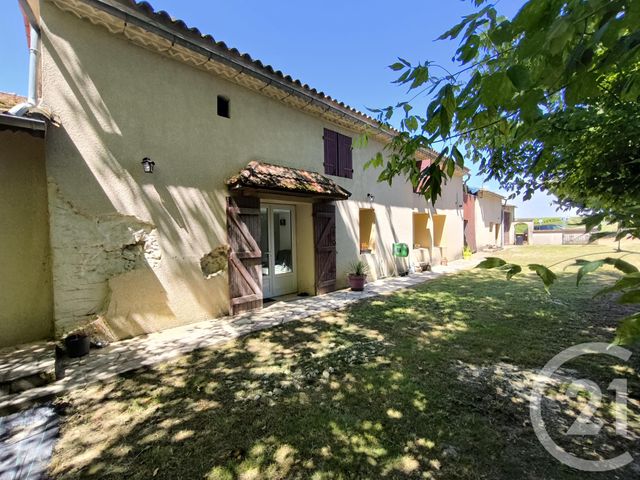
8;23;40;116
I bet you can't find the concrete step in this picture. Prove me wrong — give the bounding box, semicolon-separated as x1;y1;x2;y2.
0;342;56;400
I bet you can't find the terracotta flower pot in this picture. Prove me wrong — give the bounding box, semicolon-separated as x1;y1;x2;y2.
348;274;366;291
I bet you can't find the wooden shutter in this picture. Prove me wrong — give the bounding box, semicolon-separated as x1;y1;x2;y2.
227;196;262;314
313;202;337;294
323;129;338;175
338;133;353;179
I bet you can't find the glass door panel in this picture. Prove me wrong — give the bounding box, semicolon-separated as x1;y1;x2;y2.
273;209;293;276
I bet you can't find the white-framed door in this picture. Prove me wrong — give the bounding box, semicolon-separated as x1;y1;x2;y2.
260;204;297;298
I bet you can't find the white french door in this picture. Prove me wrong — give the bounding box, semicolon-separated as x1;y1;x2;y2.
260;204;297;298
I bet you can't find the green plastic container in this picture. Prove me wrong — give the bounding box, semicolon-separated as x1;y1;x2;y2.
392;242;409;257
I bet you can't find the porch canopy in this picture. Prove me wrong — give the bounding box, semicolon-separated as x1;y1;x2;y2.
226;161;351;200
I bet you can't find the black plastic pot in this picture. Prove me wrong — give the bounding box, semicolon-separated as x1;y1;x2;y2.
65;334;90;358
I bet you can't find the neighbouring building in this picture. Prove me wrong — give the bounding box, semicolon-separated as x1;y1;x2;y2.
514;220;589;246
463;187;515;251
0;0;467;347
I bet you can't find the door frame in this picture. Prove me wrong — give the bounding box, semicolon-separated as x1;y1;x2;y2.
261;203;297;298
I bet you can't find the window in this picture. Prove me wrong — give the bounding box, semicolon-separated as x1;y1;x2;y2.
323;128;352;178
359;208;376;253
413;213;431;249
217;95;230;118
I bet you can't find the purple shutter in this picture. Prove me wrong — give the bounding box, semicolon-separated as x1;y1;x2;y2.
338;133;353;179
323;129;338;175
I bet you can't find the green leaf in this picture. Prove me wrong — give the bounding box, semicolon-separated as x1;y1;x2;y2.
457;34;480;63
364;152;384;170
581;213;606;232
587;232;611;243
547;18;573;55
441;84;457;117
446;158;455;177
595;273;640;297
439;107;452;137
618;289;640;304
480;72;515;106
452;146;465;168
608;258;639;274
565;74;600;106
576;260;605;285
476;257;507;269
410;66;430;90
404;116;419;132
438;21;466;40
489;19;513;44
528;264;557;292
503;263;522;280
389;62;405;71
393;69;411;84
613;313;640;346
506;65;530;90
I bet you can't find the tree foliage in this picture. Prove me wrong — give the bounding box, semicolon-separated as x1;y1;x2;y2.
371;0;640;344
370;0;640;229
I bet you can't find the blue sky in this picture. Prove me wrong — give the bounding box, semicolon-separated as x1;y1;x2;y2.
0;0;570;218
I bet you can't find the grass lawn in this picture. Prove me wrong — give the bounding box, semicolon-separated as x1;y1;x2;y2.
50;243;640;479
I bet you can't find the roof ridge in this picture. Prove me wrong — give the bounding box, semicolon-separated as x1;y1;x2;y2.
114;0;378;124
51;0;441;162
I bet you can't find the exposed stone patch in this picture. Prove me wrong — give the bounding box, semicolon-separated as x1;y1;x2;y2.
121;229;161;271
48;180;162;337
200;245;229;278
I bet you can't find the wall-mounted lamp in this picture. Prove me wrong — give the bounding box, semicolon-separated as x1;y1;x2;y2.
141;157;155;174
366;193;375;202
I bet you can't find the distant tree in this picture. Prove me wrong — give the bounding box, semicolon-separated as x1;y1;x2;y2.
369;0;640;343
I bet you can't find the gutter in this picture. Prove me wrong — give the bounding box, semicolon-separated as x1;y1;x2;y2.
0;113;46;136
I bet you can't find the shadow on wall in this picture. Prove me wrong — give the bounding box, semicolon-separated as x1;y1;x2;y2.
337;202;410;283
44;34;230;339
477;197;503;241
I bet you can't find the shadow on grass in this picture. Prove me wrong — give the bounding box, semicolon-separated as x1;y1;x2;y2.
50;270;640;479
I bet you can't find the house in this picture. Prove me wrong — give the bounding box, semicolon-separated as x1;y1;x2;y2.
0;0;465;347
463;187;515;251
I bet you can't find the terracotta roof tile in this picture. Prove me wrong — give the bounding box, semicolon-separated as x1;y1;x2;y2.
0;92;26;112
226;161;351;200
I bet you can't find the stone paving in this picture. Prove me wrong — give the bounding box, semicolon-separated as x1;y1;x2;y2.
0;403;59;480
0;257;482;412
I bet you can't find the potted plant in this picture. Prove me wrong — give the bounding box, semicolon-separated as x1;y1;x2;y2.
463;246;473;260
64;329;91;358
347;259;369;291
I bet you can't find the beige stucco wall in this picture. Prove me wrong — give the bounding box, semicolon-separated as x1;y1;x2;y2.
474;192;504;249
531;231;564;246
503;205;516;245
0;131;53;347
39;2;464;339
